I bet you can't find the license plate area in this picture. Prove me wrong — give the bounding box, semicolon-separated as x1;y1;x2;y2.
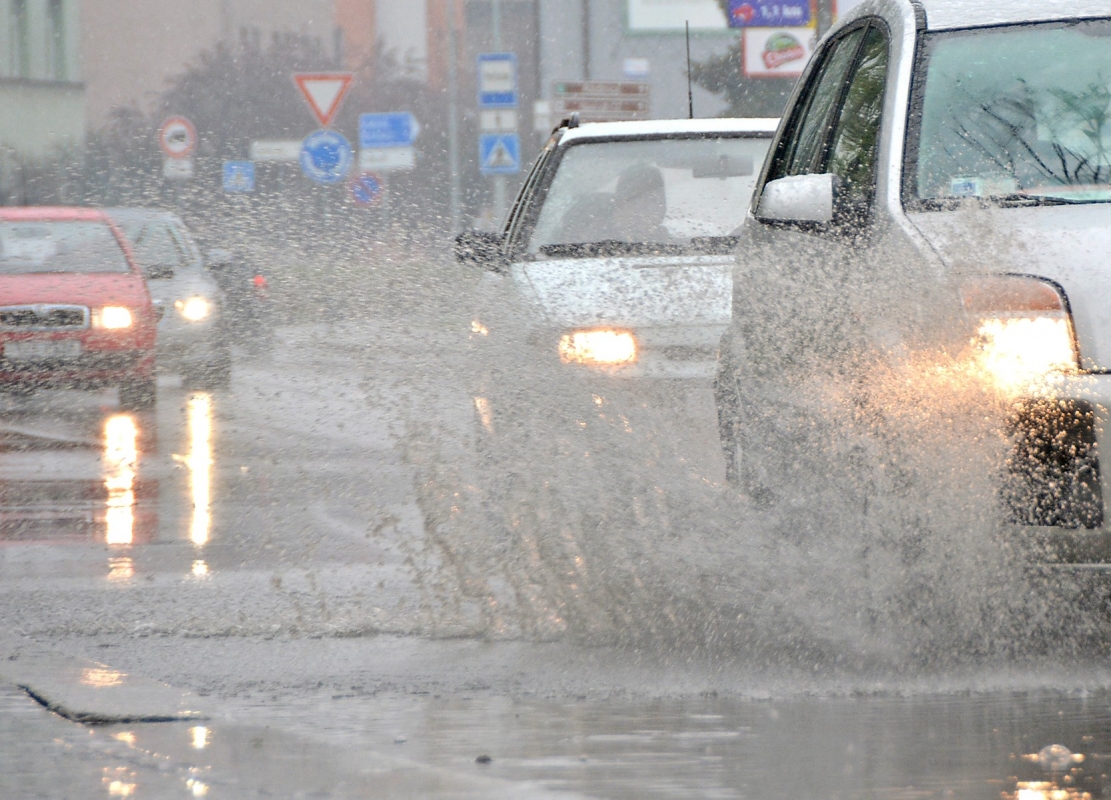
3;340;82;361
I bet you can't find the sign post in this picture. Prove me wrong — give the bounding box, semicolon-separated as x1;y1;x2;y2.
477;52;519;222
358;112;420;172
299;130;354;185
551;81;652;123
159;116;197;181
293;73;354;128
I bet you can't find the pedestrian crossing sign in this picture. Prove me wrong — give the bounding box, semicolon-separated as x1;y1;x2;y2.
479;133;521;175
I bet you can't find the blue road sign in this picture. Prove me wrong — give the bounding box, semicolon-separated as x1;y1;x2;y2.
479;133;520;176
222;160;255;193
350;172;384;206
726;0;811;27
359;113;419;149
300;129;353;185
477;53;518;109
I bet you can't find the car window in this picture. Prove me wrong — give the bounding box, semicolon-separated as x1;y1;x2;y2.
130;221;186;270
526;136;772;257
827;26;889;207
767;26;867;183
0;221;130;274
910;20;1111;205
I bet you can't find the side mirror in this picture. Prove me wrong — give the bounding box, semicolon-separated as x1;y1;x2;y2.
756;173;839;225
454;231;506;272
144;264;175;280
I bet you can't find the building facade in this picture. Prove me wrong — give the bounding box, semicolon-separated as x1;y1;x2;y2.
80;0;335;126
0;0;84;161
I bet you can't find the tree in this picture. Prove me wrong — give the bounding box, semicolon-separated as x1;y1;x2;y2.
690;0;799;118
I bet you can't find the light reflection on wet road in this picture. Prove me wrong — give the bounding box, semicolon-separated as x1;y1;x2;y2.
4;324;1111;798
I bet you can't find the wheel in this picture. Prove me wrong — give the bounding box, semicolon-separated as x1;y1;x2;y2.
118;378;157;410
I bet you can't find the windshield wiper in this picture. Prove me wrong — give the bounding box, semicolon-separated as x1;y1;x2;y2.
537;238;738;259
539;241;686;258
984;193;1092;207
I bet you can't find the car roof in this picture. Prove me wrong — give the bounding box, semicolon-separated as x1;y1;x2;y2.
915;0;1110;31
0;207;110;222
557;118;780;146
104;208;180;223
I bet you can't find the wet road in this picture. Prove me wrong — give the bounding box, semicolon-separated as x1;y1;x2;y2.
4;277;1111;797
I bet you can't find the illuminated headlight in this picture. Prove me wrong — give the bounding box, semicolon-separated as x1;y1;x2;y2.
96;306;133;329
175;297;211;322
558;329;637;365
963;276;1078;392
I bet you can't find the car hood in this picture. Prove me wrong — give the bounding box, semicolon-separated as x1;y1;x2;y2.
908;204;1111;370
0;272;150;309
511;254;733;330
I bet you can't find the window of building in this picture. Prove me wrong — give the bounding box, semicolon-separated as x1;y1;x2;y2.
48;0;66;80
11;0;30;78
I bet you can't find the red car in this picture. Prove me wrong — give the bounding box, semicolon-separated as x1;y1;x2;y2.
0;208;157;409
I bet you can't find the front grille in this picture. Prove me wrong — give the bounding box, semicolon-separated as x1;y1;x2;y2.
0;351;140;373
0;305;89;330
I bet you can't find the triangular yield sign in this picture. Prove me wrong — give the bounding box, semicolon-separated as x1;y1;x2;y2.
293;72;354;127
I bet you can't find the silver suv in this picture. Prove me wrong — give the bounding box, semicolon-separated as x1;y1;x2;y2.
715;1;1111;552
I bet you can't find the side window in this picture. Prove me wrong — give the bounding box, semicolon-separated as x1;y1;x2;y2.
827;26;889;207
767;27;867;182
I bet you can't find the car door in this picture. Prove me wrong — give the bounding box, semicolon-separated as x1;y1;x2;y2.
735;21;891;384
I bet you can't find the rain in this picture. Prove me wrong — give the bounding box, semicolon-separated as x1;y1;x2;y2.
3;1;1111;798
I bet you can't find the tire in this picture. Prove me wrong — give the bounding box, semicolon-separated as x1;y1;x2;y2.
119;378;157;411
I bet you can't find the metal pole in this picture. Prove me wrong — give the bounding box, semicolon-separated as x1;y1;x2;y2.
491;0;506;223
447;0;462;233
582;0;591;80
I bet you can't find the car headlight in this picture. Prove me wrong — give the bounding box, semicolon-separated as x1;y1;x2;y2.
175;297;211;322
558;329;638;366
96;306;133;330
962;275;1078;393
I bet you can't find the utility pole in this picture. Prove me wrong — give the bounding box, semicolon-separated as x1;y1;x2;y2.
447;0;462;234
582;0;591;80
491;0;507;223
817;0;835;37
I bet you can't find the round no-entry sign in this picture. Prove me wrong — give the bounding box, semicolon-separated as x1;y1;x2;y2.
159;116;197;158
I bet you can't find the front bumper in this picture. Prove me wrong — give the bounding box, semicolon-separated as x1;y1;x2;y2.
0;350;153;387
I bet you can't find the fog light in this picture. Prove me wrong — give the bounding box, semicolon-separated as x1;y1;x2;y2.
176;297;211;322
98;306;133;329
558;329;637;365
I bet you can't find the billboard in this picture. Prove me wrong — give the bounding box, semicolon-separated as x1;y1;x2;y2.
743;28;816;77
627;0;729;31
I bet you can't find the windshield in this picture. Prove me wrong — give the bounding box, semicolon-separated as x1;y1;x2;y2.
528;137;771;256
0;221;130;274
911;20;1111;206
118;220;190;271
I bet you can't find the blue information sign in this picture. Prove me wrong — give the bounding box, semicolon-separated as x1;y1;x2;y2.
478;133;520;176
477;53;518;109
727;0;811;27
350;172;384;206
300;129;353;185
359;113;419;149
222;160;255;193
